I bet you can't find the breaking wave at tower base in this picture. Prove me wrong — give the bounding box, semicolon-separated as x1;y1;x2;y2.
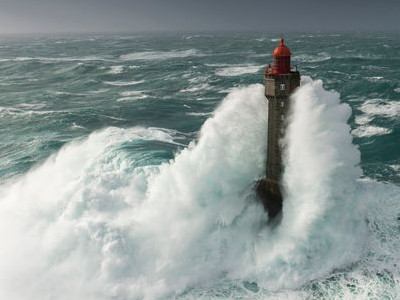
0;78;399;299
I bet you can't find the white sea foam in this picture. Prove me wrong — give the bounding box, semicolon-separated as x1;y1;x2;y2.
16;103;47;110
107;65;124;74
365;76;387;83
0;80;398;299
0;106;60;118
389;164;400;172
71;123;86;130
120;49;199;61
117;91;149;101
184;34;204;40
359;99;400;118
204;63;232;67
119;91;147;97
294;52;331;63
188;75;210;84
117;97;148;102
355;114;374;125
104;80;144;86
53;91;74;96
180;75;213;93
180;83;213;93
352;99;400;137
352;126;392;138
250;53;271;58
186;112;213;117
215;65;263;77
88;89;109;94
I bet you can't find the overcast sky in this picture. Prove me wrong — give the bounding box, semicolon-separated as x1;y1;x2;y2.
0;0;398;34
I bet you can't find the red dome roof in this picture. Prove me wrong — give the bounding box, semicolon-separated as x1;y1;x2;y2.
273;38;291;56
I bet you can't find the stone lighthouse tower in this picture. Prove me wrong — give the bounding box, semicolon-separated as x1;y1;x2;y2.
258;38;300;219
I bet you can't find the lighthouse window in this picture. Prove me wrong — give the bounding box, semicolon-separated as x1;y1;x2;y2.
281;114;284;121
281;101;285;107
280;84;286;91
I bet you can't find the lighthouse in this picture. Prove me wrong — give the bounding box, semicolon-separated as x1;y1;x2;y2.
257;38;300;219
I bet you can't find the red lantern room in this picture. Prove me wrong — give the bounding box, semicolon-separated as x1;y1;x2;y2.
267;38;292;75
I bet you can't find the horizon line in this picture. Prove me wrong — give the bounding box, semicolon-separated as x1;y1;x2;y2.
0;28;399;37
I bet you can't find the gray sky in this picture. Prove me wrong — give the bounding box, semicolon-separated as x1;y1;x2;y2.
0;0;398;34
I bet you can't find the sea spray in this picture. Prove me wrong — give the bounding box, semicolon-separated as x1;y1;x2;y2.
0;79;384;299
0;85;269;299
0;127;180;300
132;84;268;297
255;77;367;287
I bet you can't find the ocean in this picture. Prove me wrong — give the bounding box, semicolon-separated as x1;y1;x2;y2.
0;32;399;299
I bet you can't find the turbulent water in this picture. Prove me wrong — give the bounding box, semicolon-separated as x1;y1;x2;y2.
0;32;399;299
